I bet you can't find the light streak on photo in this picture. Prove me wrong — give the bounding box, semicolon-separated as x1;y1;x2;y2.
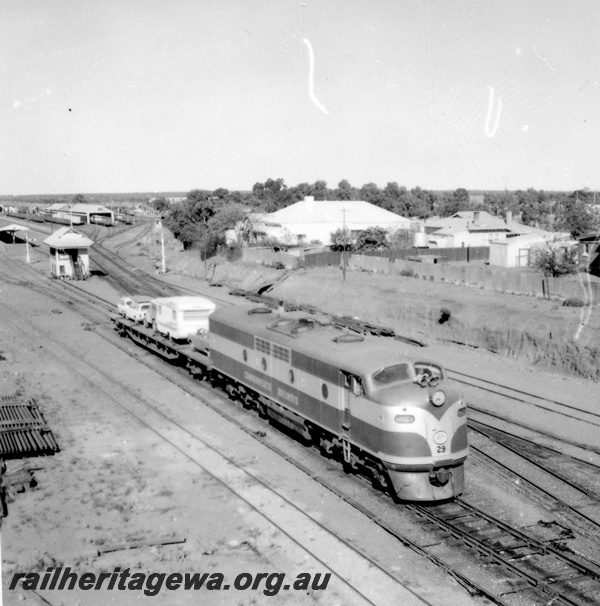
302;38;329;115
574;250;596;341
484;86;502;137
533;43;555;71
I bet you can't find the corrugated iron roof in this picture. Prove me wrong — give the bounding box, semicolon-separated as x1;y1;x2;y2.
43;226;94;248
0;397;59;457
267;200;413;226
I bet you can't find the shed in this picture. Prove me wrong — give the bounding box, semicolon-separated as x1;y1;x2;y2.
43;227;94;280
578;232;600;276
0;224;29;244
490;233;573;268
45;204;114;224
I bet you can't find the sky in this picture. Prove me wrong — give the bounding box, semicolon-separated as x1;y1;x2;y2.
1;0;599;196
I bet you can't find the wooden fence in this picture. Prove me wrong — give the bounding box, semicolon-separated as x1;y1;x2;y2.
242;247;598;302
361;246;490;263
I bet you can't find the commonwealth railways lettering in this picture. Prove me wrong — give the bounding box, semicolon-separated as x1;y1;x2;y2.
243;371;272;392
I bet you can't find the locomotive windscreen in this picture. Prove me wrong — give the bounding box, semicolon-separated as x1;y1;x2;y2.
372;363;411;385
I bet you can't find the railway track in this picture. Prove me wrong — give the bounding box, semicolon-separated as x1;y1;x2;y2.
469;420;600;502
468;425;600;563
96;319;600;605
5;267;598;605
448;369;600;430
0;277;438;606
409;498;600;606
4;241;600;604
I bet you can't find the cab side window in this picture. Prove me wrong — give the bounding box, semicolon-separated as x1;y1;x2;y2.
341;371;364;396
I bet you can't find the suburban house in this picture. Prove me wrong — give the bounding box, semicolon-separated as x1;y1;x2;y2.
249;197;414;247
425;210;563;248
489;232;574;268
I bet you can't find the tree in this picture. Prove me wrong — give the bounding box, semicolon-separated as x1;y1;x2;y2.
312;180;329;200
152;197;169;212
354;227;388;251
387;227;415;249
207;203;251;247
407;188;435;219
555;197;599;238
335;179;357;201
359;182;384;207
330;227;354;251
532;243;578;277
212;188;229;199
72;194;86;205
163;190;217;250
252;178;290;212
517;188;547;226
381;182;409;216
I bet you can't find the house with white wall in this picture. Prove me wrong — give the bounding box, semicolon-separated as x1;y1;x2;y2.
489;233;573;267
425;210;562;249
250;197;413;246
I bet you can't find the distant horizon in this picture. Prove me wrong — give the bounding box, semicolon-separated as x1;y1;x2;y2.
0;185;591;202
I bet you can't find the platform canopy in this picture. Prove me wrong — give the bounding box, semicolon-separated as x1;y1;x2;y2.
0;224;29;232
43;226;94;248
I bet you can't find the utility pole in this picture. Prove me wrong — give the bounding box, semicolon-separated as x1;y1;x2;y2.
203;217;208;281
26;215;31;264
342;208;347;282
160;225;166;274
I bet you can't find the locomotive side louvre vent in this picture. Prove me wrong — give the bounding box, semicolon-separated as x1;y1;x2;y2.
272;343;290;362
255;337;271;356
255;337;290;363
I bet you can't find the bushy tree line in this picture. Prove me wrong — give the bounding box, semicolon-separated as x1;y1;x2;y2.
162;181;600;256
506;188;599;238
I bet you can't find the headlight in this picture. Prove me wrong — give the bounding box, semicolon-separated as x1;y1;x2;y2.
394;414;415;424
433;431;447;445
430;390;446;406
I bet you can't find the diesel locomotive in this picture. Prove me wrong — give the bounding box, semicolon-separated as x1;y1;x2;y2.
115;302;468;502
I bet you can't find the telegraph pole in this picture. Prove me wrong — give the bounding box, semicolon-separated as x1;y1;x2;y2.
160;227;166;274
25;215;31;264
342;208;347;282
